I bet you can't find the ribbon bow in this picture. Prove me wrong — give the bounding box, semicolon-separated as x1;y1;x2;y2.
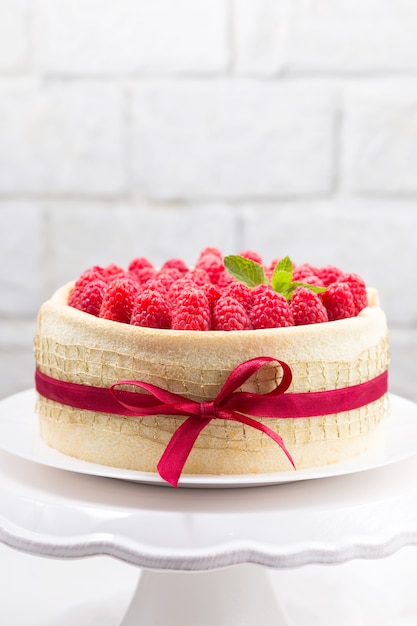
110;356;295;487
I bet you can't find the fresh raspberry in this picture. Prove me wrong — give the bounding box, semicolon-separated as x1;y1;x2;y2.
152;268;184;292
68;277;107;315
196;247;223;262
216;269;236;289
99;278;141;324
264;268;273;282
249;285;294;329
213;296;252;331
79;279;108;316
130;265;156;285
168;277;196;305
128;256;153;273
337;273;368;315
69;265;106;289
292;263;320;282
296;273;325;287
290;287;328;326
201;283;222;312
196;252;225;285
140;278;168;294
239;250;263;265
131;289;171;329
322;282;356;321
102;264;126;281
171;288;211;331
315;264;343;286
250;283;271;299
68;288;82;309
67;269;104;308
184;268;211;286
128;257;155;284
268;258;282;272
222;281;252;312
161;258;189;274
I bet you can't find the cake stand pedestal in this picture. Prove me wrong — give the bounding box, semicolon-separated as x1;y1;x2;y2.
122;565;289;626
1;391;417;625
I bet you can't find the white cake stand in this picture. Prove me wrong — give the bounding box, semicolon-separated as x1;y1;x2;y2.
1;390;417;626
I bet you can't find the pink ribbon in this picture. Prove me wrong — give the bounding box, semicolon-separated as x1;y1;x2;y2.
35;358;388;487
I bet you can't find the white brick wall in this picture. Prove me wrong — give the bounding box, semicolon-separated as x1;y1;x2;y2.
35;0;229;76
236;0;417;75
0;83;126;195
130;80;335;198
0;0;416;402
343;82;417;194
0;203;42;316
0;0;30;73
43;202;238;292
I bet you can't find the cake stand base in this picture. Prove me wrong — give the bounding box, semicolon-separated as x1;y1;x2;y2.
121;564;290;626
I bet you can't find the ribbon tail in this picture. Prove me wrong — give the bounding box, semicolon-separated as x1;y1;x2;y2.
157;417;210;488
231;413;296;471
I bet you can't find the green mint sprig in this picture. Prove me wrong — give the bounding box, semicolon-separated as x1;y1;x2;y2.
224;255;327;301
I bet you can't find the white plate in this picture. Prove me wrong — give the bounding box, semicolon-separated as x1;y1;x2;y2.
0;390;417;488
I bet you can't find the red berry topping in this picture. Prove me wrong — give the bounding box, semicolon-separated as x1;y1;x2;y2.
68;267;106;301
290;287;328;326
80;279;108;316
222;281;252;312
161;258;189;274
168;277;196;305
196;252;225;285
201;283;222;312
99;278;141;324
297;273;325;287
292;263;319;282
102;264;126;281
239;250;263;265
184;267;211;286
140;278;167;294
130;265;156;285
68;270;103;307
216;269;235;289
128;257;155;284
131;289;171;329
196;247;223;262
213;296;252;331
269;258;282;272
337;273;368;315
315;264;343;286
153;268;184;292
171;288;211;331
128;257;153;273
322;283;356;321
67;250;370;331
250;284;294;329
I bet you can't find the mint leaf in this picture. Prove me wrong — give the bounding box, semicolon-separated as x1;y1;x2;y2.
271;270;292;294
224;255;267;288
224;253;325;301
293;281;327;295
274;256;293;274
271;256;294;297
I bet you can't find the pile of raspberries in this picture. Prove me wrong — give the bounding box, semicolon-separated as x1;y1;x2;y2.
68;247;368;331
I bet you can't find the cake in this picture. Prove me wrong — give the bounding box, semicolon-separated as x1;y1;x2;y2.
34;249;390;486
